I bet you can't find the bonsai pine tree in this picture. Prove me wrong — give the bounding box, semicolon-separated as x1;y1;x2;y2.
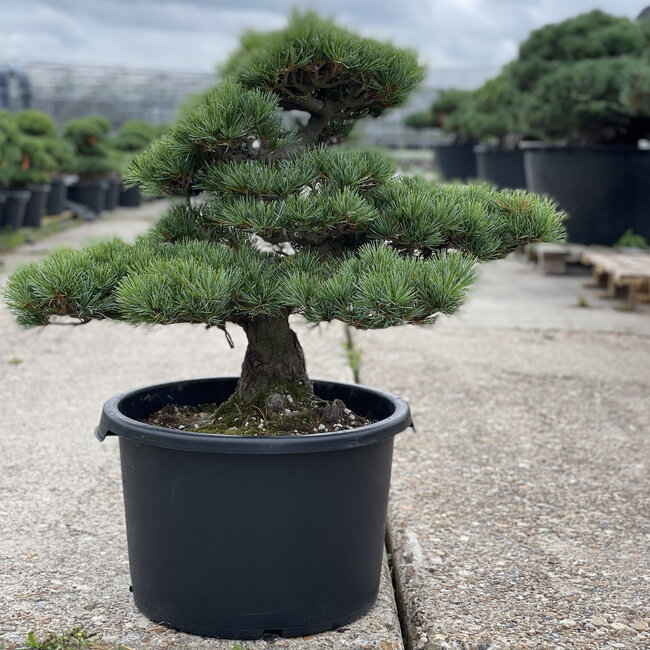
6;13;565;433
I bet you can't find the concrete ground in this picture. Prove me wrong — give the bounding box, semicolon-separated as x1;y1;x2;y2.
0;203;648;649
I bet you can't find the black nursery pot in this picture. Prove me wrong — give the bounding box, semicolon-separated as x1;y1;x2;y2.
104;176;121;211
0;193;5;227
522;142;650;245
119;183;142;207
67;180;109;214
1;189;31;229
23;184;51;228
46;177;67;215
96;377;411;639
432;143;477;181
474;145;526;189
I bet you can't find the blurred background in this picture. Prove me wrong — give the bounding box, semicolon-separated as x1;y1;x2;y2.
1;1;647;142
2;1;650;256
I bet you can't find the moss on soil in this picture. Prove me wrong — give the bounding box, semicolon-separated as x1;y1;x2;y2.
143;379;371;436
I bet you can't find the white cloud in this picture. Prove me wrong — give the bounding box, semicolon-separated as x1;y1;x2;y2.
1;0;648;74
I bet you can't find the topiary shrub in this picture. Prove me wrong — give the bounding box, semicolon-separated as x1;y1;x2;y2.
0;111;21;188
519;9;646;63
13;108;75;177
14;109;57;138
510;9;647;90
404;109;435;130
523;57;650;144
8;135;57;186
460;73;527;147
63;116;119;178
112;120;159;152
6;12;565;433
429;89;477;144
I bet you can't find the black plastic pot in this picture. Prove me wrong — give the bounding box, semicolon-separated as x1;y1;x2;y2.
22;184;51;228
46;177;67;215
0;193;5;227
474;145;526;189
97;377;411;639
522;142;650;245
1;189;31;229
104;177;121;211
119;183;142;207
67;180;109;214
432;143;477;181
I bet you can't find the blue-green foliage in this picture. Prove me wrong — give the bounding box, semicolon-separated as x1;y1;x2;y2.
6;11;565;333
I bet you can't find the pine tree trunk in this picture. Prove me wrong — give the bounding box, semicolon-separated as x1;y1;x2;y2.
237;313;311;400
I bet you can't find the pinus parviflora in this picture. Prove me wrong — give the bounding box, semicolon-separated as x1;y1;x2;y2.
5;12;565;433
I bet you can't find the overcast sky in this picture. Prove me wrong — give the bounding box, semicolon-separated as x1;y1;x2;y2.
2;0;649;78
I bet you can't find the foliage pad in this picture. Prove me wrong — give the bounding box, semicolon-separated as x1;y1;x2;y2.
7;12;565;421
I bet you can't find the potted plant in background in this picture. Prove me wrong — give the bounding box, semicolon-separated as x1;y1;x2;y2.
428;89;478;181
7;133;57;228
404;89;478;180
112;120;164;206
6;11;564;640
0;112;14;227
41;135;76;215
521;56;650;245
0;111;31;230
507;9;650;244
13;109;75;220
64;115;120;215
469;72;528;189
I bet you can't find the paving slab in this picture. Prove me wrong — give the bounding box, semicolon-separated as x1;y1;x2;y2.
355;258;650;648
0;204;402;649
3;202;650;649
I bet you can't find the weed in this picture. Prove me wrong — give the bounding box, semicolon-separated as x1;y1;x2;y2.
576;295;590;308
17;628;132;650
342;325;362;383
9;357;23;365
21;627;93;650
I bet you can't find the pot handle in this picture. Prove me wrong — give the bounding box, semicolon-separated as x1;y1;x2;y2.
94;421;116;442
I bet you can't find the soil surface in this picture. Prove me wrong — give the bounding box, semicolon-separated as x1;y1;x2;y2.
142;391;372;436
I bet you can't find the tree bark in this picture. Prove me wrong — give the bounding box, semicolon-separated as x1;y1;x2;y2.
237;313;311;400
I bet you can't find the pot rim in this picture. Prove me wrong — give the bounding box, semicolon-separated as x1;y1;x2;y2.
473;144;521;154
2;189;32;199
432;141;477;149
518;140;649;153
96;376;412;454
73;179;111;188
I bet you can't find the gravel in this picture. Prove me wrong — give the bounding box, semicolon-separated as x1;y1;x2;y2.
0;205;401;649
2;203;648;649
358;273;650;648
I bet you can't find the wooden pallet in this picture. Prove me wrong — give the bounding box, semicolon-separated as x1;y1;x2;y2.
581;249;650;308
525;243;589;273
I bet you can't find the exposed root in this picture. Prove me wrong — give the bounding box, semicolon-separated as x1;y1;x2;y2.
142;379;372;436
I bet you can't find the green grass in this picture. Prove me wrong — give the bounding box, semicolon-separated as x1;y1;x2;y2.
0;213;80;254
